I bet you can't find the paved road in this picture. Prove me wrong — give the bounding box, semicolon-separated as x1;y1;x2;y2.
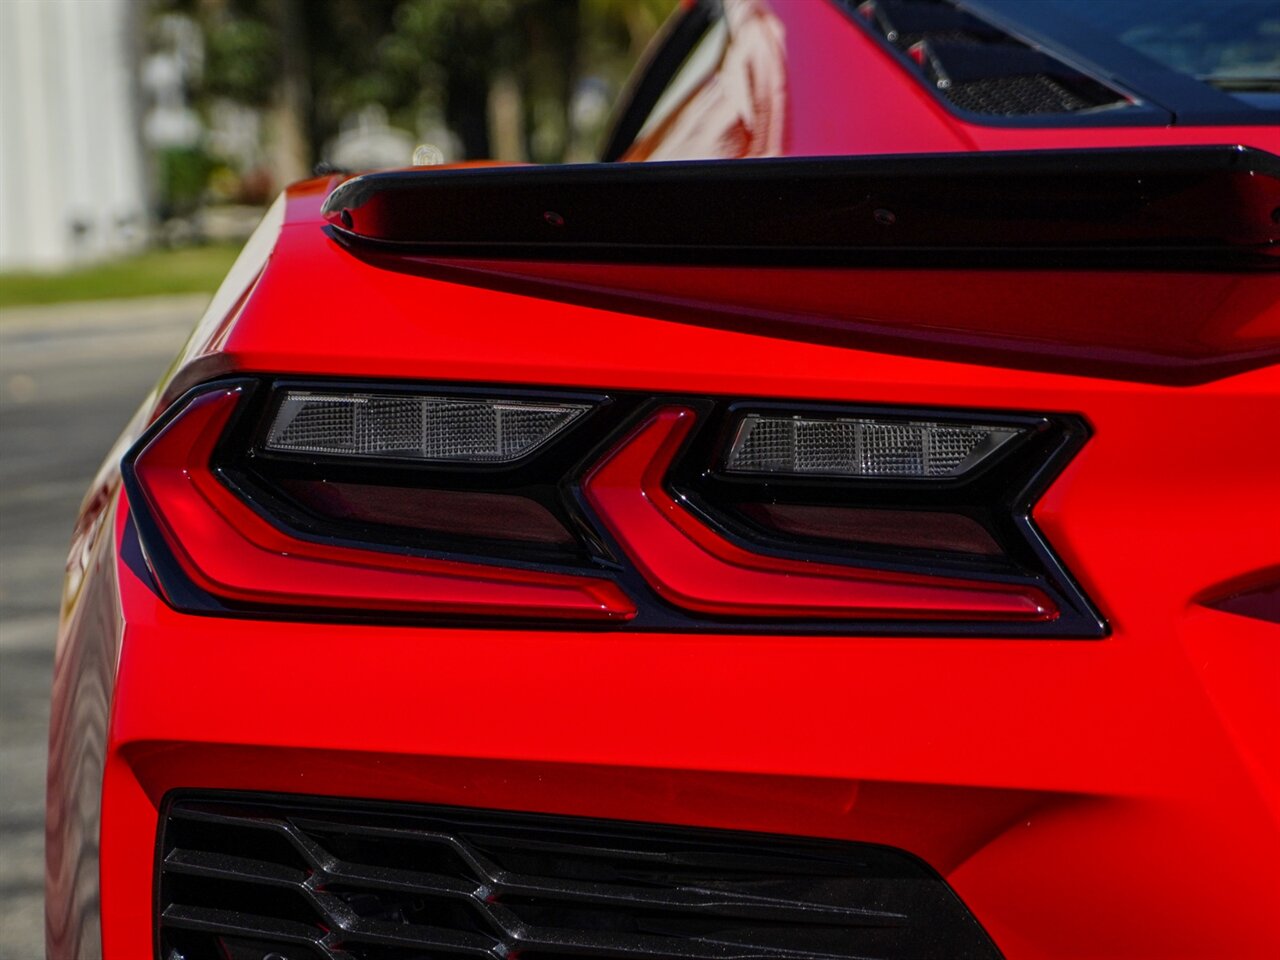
0;296;205;959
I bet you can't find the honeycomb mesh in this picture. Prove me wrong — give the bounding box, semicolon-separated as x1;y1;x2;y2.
727;415;1019;478
844;0;1132;116
266;392;586;462
944;75;1093;115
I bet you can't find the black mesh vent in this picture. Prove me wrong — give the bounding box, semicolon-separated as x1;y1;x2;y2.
157;793;1001;960
944;74;1093;115
850;0;1130;115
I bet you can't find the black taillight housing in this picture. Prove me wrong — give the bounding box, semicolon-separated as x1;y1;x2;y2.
122;376;1103;636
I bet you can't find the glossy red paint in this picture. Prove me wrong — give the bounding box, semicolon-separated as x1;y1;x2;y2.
47;1;1280;958
53;193;1280;954
368;258;1280;385
632;0;1280;161
158;206;1280;407
132;386;635;620
583;405;1053;620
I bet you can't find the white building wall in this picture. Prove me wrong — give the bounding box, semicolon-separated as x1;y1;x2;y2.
0;0;147;271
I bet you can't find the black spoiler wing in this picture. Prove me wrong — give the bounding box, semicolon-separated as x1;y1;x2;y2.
322;145;1280;270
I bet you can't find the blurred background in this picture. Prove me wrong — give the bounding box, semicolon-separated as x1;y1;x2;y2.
0;2;671;955
1;0;674;284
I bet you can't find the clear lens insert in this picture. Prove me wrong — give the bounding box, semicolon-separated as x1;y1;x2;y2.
265;391;589;463
725;414;1021;479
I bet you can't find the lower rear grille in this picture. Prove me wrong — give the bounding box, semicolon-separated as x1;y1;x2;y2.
156;793;1000;960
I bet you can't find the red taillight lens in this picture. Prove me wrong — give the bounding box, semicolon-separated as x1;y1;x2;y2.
276;480;577;547
128;385;635;622
736;503;1003;557
583;407;1055;622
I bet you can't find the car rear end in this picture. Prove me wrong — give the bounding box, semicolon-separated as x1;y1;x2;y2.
46;151;1280;959
47;2;1280;958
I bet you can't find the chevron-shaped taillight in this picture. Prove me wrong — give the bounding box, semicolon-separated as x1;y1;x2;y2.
122;378;1102;635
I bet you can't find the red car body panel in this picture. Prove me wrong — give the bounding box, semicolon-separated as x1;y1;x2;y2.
628;0;1280;162
48;1;1280;957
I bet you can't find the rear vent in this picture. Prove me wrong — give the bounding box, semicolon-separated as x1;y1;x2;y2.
157;794;1002;960
852;0;1131;115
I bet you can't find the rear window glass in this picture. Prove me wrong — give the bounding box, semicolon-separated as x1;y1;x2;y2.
1035;0;1280;90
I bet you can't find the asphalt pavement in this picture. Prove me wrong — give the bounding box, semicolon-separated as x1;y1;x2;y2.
0;295;205;959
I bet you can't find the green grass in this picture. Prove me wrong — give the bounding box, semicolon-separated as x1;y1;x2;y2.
0;243;241;309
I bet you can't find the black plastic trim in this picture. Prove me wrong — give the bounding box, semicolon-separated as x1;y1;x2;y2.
964;0;1280;126
837;0;1166;127
156;790;1004;960
834;0;1279;128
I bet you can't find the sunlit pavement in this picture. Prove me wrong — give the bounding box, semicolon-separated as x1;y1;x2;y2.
0;295;204;959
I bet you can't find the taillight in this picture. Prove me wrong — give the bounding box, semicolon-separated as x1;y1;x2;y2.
124;383;634;623
724;413;1021;479
264;390;589;462
122;379;1102;635
582;407;1054;621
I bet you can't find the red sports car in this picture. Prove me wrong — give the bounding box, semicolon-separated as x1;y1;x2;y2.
48;1;1280;957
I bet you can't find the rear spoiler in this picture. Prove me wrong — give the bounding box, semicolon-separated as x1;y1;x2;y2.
322;145;1280;270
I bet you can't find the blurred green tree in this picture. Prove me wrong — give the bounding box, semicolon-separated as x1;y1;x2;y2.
159;0;674;181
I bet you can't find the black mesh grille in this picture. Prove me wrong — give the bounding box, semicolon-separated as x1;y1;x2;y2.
849;0;1130;115
944;75;1094;115
157;794;1001;960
